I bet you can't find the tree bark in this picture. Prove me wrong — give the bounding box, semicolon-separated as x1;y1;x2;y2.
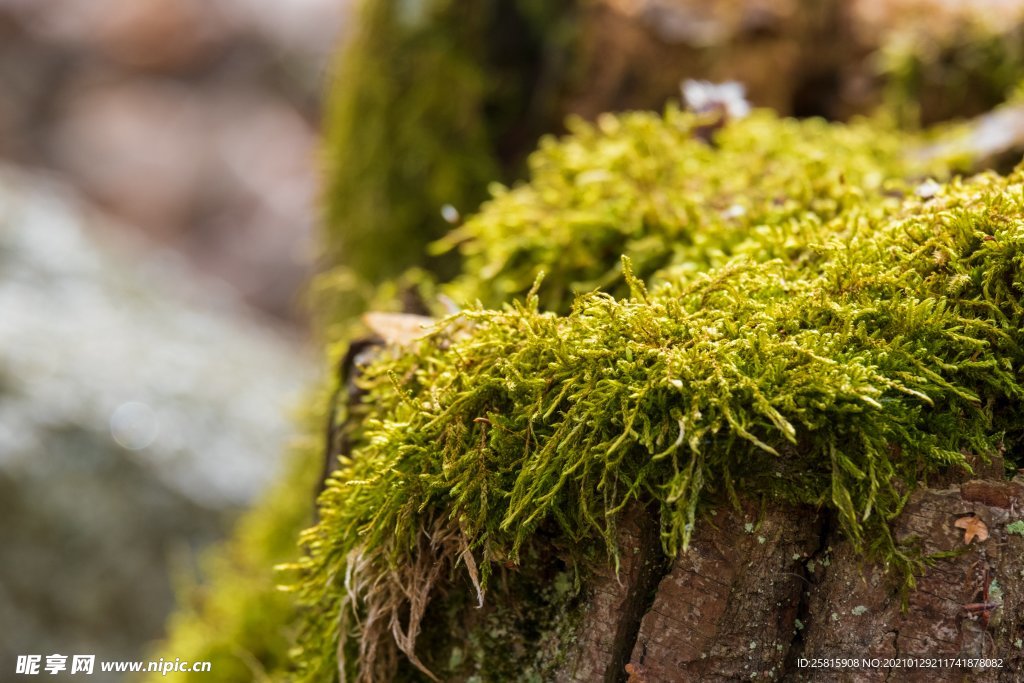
552;471;1024;682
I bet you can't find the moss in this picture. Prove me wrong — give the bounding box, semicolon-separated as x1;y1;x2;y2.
149;9;1024;677
423;549;584;681
436;106;959;313
320;0;579;313
317;0;1024;314
291;109;1024;681
1007;520;1024;536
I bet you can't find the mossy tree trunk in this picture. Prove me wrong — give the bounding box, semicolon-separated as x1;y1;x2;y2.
149;2;1024;680
328;332;1023;682
306;103;1024;679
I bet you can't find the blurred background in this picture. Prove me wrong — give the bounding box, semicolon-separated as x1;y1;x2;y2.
0;0;346;675
0;0;349;319
3;0;1024;679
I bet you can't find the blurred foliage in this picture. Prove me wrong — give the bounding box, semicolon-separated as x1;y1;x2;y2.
147;403;327;682
880;20;1024;128
320;0;579;313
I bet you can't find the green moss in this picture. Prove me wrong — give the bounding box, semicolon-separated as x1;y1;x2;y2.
151;10;1024;678
320;0;578;314
1007;520;1024;536
291;110;1024;681
436;106;957;313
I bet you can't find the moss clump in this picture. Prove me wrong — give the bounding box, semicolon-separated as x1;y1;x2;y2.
292;109;1024;682
436;106;958;313
317;0;1024;315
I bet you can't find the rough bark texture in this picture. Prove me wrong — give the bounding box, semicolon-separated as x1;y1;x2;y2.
550;476;1024;682
791;477;1024;682
322;344;1024;681
627;501;823;682
557;505;670;682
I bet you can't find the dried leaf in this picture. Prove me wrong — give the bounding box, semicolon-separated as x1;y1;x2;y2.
625;662;647;683
362;312;435;347
954;515;989;544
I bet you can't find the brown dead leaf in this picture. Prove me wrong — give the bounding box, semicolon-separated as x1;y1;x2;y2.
954;515;989;544
625;662;647;683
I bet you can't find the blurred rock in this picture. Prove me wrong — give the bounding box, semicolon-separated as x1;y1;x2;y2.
0;165;317;675
49;80;319;317
88;0;228;72
0;0;345;65
0;0;347;320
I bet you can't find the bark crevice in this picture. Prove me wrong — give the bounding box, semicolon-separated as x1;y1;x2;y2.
555;503;672;682
780;511;836;680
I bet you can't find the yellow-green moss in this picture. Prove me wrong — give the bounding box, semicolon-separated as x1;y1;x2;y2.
291;110;1024;682
152;97;1019;680
143;3;1024;676
436;106;959;313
